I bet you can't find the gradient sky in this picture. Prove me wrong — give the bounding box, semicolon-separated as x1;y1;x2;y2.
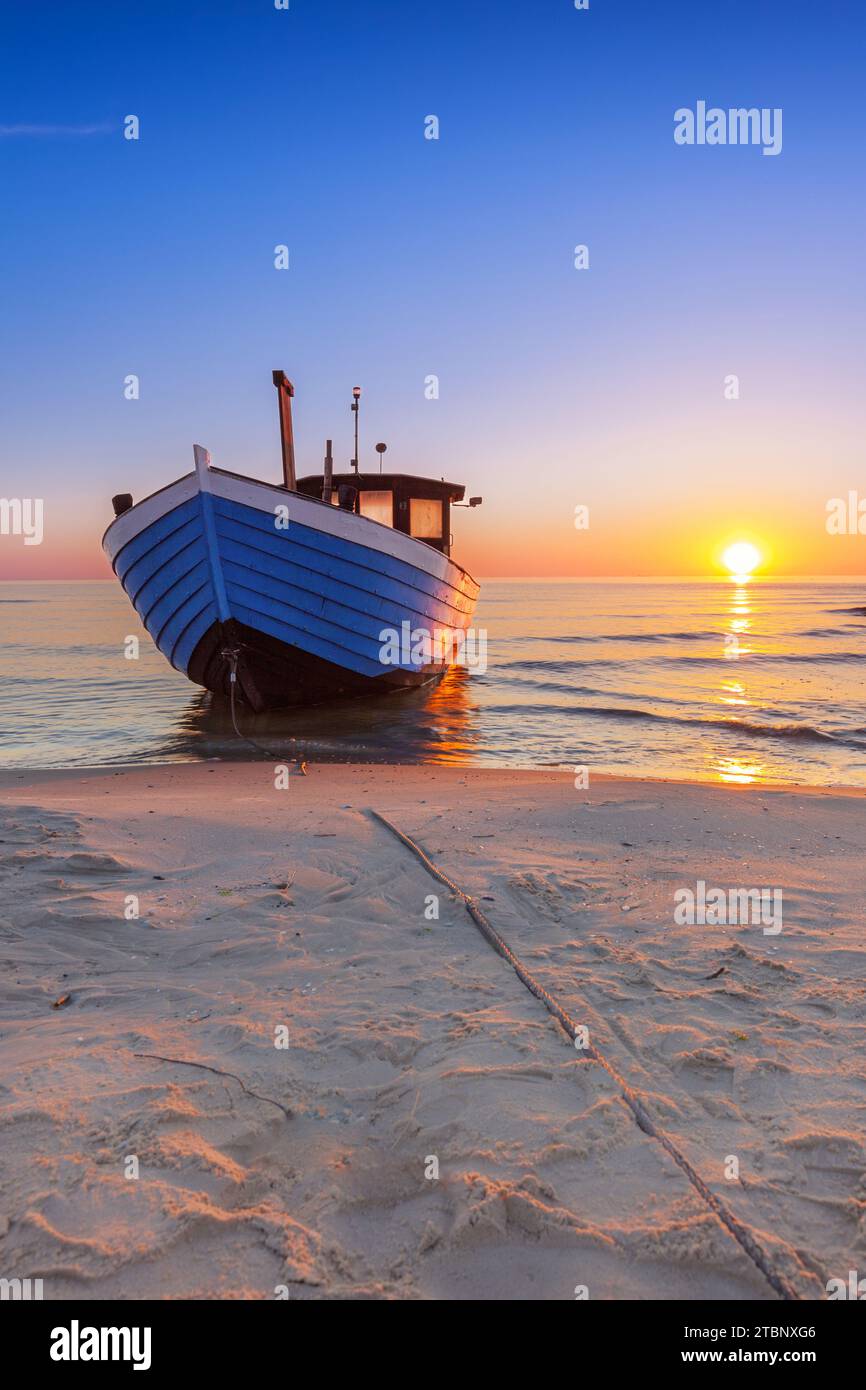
1;0;865;579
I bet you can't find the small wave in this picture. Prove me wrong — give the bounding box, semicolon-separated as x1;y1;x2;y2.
497;649;863;673
660;650;864;666
491;673;607;698
496;659;627;677
509;630;718;645
708;717;848;745
828;606;866;615
481;701;865;749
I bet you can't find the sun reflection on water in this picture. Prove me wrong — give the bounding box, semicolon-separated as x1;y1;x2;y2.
714;756;765;785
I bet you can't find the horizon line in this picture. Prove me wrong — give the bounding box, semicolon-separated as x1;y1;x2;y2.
3;573;866;585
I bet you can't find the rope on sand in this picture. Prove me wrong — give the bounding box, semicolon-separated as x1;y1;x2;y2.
369;808;801;1302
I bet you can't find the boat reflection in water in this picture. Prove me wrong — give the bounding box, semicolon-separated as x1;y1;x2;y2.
168;664;480;766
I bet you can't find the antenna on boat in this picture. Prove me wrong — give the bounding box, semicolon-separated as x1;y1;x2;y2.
375;442;387;475
272;370;297;490
322;439;333;502
351;386;361;472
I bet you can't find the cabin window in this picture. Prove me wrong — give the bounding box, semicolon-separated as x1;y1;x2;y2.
409;497;443;539
359;490;393;526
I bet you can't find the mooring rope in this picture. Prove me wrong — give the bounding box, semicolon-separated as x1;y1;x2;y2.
222;647;306;773
369;808;802;1302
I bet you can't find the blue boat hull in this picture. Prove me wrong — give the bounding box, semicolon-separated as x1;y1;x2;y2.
103;456;480;710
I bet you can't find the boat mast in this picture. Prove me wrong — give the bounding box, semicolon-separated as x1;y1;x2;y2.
272;370;297;489
351;385;361;472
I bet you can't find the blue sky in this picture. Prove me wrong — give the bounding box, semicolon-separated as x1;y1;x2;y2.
2;0;865;576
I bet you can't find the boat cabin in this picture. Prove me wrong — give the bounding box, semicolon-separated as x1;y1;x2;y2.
295;472;468;557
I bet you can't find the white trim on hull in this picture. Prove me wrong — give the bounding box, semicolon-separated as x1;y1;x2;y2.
103;455;479;597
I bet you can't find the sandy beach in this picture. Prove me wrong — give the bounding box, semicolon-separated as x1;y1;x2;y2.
1;761;863;1301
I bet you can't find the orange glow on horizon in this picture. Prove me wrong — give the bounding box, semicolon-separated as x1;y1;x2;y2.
1;492;864;581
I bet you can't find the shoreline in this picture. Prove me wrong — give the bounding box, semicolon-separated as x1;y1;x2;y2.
3;760;866;799
2;762;864;1298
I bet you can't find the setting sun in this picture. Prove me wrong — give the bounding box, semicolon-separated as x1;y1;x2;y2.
722;541;761;576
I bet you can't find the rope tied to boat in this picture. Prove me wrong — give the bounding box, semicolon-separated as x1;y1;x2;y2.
221;646;306;773
369;808;804;1302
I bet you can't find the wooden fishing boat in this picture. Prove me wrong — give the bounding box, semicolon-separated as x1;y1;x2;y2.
102;373;481;710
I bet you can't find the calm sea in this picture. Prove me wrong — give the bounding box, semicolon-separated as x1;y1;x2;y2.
1;579;865;787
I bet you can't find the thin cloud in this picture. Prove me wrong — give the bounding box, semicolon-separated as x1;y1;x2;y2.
0;122;116;137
